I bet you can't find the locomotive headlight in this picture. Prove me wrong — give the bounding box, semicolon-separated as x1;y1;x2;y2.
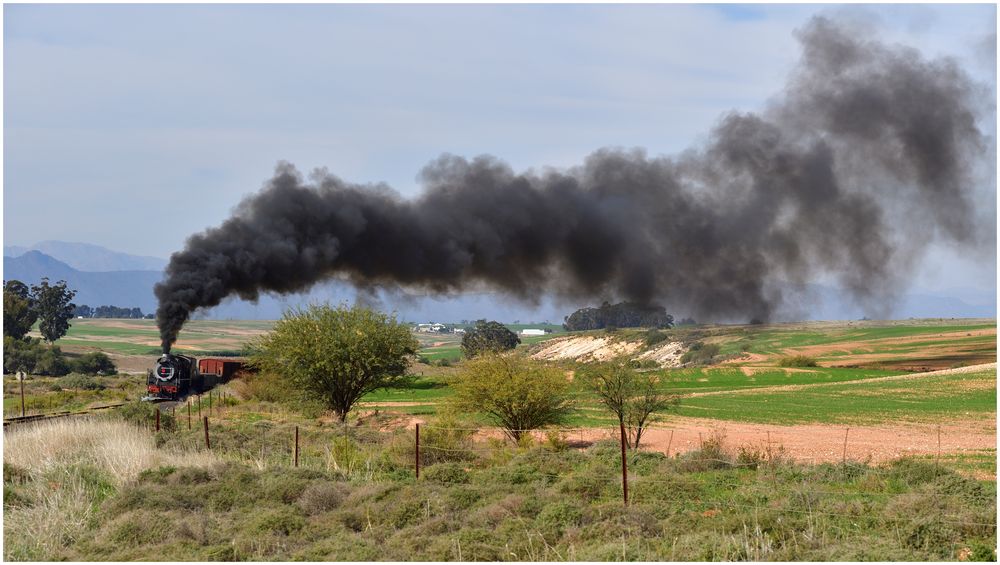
156;364;175;381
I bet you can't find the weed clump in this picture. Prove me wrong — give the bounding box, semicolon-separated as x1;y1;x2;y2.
778;355;818;367
297;482;349;515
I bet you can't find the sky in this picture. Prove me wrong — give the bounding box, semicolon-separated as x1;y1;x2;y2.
3;3;997;296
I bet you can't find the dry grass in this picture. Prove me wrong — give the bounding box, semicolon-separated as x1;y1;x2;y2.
5;417;218;484
4;417;219;560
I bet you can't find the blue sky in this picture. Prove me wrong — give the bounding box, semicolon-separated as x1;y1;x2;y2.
4;3;996;294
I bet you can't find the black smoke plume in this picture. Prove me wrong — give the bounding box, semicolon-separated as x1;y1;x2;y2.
156;17;991;352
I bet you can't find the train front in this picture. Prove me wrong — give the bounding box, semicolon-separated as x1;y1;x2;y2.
147;353;193;400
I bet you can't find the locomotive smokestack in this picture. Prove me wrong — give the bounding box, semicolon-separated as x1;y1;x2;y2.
155;16;991;352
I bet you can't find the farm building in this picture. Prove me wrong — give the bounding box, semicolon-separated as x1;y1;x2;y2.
520;329;545;336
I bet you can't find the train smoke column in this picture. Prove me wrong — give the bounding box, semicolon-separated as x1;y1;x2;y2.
156;17;991;352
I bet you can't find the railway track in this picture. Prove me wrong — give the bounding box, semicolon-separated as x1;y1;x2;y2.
2;402;127;428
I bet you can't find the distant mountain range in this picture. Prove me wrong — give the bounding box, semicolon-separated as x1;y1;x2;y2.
4;240;167;271
2;241;995;322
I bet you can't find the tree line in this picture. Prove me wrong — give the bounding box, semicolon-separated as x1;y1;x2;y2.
73;305;151;319
563;301;674;331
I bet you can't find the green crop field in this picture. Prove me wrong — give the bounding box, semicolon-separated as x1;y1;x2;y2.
676;368;997;425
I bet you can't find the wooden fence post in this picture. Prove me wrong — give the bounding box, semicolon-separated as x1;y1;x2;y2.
415;423;420;479
936;425;942;475
197;395;201;417
294;426;300;468
19;373;26;417
203;416;211;449
619;421;629;506
842;428;850;465
666;429;674;458
187;401;192;430
155;408;160;432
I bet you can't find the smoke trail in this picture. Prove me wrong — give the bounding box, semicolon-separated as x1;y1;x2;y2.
155;16;991;352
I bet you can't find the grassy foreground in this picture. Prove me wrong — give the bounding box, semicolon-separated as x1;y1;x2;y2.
4;416;996;561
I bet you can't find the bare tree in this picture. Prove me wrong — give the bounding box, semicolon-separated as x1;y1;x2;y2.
582;361;677;449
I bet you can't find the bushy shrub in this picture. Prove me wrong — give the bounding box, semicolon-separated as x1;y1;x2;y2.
34;346;71;376
247;506;306;536
680;342;721;366
72;352;117;375
61;374;104;391
423;462;469;484
777;355;818;367
643;329;670;347
297;482;349;515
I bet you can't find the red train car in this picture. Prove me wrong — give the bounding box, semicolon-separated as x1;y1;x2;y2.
198;358;245;381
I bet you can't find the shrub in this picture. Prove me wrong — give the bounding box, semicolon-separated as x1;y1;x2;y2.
34;346;71;376
777;355;818;367
643;328;670;347
61;374;104;391
247;507;306;536
536;500;585;537
451;354;573;442
677;429;732;471
680;342;720;366
297;482;349;515
423;463;469;484
72;352;117;375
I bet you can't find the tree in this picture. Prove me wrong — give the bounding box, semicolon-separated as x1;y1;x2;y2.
31;278;76;343
3;336;40;375
73;352;117;375
563;301;673;331
461;320;520;358
451;354;573;442
3;280;38;340
581;361;677;449
249;303;418;423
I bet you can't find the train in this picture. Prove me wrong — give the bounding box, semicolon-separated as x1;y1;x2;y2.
146;353;247;401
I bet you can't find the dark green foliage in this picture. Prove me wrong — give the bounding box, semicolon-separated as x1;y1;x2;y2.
778;355;818;367
34;345;72;376
31;278;77;343
643;328;670;347
3;336;42;374
76;305;145;319
3;280;37;340
460;319;520;358
72;352;117;375
563;301;674;331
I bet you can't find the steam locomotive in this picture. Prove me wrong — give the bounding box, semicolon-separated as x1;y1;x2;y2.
146;354;245;400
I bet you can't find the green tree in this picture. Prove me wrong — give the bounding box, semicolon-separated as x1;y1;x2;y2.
3;336;40;375
73;352;117;375
581;361;677;449
460;320;520;358
3;280;38;340
249;303;418;423
31;278;77;343
451;354;573;442
34;345;71;376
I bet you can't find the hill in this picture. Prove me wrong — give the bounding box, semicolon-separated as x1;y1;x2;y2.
3;240;167;271
3;251;162;312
